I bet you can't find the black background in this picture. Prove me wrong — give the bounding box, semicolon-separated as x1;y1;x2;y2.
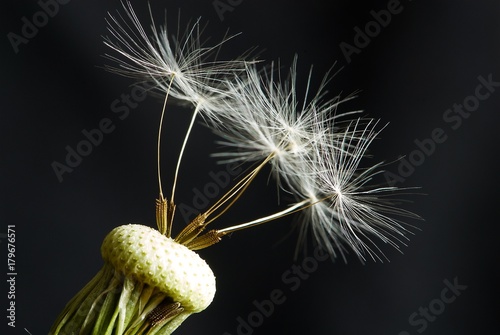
1;1;499;334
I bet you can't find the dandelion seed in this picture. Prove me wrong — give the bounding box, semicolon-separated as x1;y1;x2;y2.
103;1;256;226
103;1;250;117
212;58;359;192
291;119;419;262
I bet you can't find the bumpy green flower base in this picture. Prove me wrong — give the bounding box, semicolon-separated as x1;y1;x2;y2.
50;224;216;335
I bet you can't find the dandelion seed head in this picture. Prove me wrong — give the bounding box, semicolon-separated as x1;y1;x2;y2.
102;2;419;263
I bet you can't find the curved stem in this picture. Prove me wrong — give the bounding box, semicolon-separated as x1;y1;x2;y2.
171;103;202;204
218;199;311;234
157;76;175;199
204;153;274;224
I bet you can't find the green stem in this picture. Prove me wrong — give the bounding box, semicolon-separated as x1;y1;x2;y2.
49;264;188;335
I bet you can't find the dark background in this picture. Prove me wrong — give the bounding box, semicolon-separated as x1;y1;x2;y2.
2;1;499;334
